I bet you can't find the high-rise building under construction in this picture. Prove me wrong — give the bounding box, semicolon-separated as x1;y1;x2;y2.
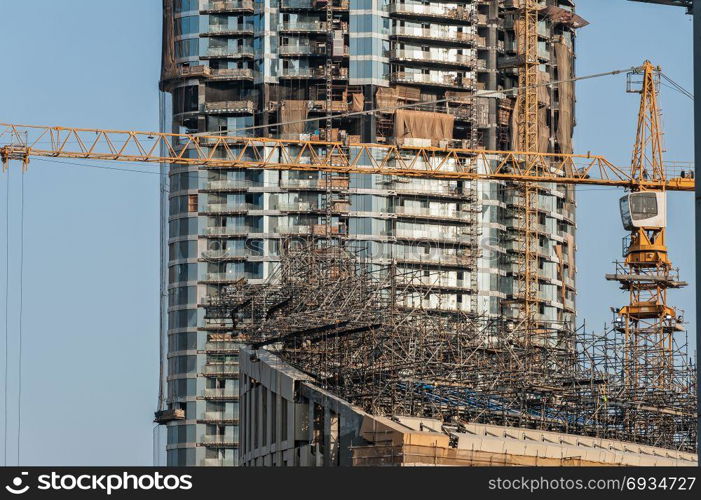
156;0;583;466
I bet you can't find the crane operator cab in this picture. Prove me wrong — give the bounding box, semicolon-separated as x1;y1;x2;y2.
619;191;666;230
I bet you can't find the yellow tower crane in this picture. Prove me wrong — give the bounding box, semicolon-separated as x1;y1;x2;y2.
607;61;689;397
0;64;694;372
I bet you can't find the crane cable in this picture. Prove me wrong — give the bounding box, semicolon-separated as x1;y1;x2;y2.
189;65;643;136
660;73;694;101
3;168;8;466
1;168;26;466
16;170;24;465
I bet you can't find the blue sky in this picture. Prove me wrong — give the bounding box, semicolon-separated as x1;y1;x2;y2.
0;1;695;465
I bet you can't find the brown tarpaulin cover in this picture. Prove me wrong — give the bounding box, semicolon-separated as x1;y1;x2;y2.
376;87;399;111
538;71;551;107
510;96;520;150
510;99;549;152
554;244;567;305
351;93;365;112
394;109;454;142
565;233;575;279
543;6;589;29
160;0;177;89
555;42;574;154
281;100;308;136
538;106;550;153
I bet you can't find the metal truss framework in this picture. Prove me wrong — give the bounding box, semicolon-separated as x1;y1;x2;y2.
0;123;693;191
205;241;697;453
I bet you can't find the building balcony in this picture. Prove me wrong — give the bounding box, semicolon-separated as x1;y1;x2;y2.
209;68;255;81
202;272;247;282
200;435;239;447
394;205;475;221
395;276;473;291
171;64;211;80
394;228;474;243
203;24;255;37
278;67;327;79
202;388;239;400
388;3;475;23
203;341;239;353
279;22;328;33
202;363;239;377
394;252;475;267
198;411;239;424
199;458;236;466
389;49;473;68
203;226;252;237
200;0;254;14
279;44;328;57
389;72;474;89
203;180;261;191
270;225;314;235
280;0;349;10
166;65;257;84
271;201;322;212
204;100;256;115
392;26;475;45
200;249;257;259
203;47;255;59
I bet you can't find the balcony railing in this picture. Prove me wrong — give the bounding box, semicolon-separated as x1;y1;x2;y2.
203;388;239;399
272;202;320;211
202;0;254;13
200;458;236;466
205;47;255;58
389;49;473;67
206;23;255;35
280;0;316;8
204;180;259;190
204;341;239;352
279;22;328;32
200;411;238;422
395;228;473;242
388;3;475;22
202;363;239;376
270;225;313;235
279;44;327;56
204;100;256;114
204;273;251;282
203;226;251;236
209;68;255;80
201;249;254;259
200;435;239;446
278;67;326;78
395;276;472;289
393;26;475;44
394;206;471;219
390;72;474;89
280;0;349;9
394;253;474;266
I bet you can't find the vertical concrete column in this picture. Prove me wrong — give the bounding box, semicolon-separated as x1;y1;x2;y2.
327;409;340;466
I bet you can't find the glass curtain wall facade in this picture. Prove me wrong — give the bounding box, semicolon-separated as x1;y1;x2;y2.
158;0;579;466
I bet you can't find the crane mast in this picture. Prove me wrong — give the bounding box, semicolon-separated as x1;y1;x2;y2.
608;61;688;412
514;0;541;335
